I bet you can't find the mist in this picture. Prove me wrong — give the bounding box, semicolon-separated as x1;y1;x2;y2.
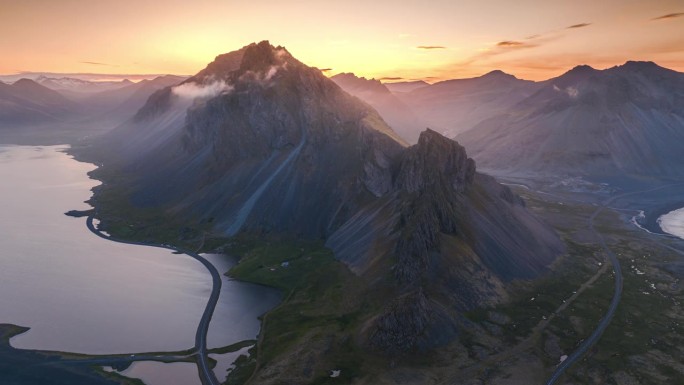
171;80;233;100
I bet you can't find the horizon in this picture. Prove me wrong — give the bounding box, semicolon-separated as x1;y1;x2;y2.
1;1;682;82
0;57;680;86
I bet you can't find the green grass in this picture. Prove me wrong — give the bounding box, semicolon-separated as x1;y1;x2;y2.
225;238;381;383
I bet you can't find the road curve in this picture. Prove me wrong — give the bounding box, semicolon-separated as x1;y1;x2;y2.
544;203;622;385
545;182;684;385
86;216;221;385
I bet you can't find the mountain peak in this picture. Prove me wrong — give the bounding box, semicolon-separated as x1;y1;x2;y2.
568;64;596;74
11;78;54;94
617;60;664;73
239;40;292;72
395;129;475;193
481;69;516;80
330;72;389;94
550;64;598;86
187;41;296;85
12;78;40;87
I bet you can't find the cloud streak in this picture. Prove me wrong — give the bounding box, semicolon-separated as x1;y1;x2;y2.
567;23;591;29
417;45;446;50
496;41;538;49
379;76;404;81
80;61;117;67
652;12;684;20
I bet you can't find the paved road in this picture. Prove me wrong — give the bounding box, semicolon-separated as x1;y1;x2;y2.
544;202;622;385
86;216;221;385
545;182;684;385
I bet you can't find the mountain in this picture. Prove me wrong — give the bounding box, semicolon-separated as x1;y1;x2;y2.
397;70;540;137
384;80;429;93
456;61;684;179
93;41;563;382
0;79;78;125
80;75;187;123
36;76;133;94
331;73;428;143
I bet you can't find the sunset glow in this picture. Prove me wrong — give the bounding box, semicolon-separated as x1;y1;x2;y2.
1;0;682;81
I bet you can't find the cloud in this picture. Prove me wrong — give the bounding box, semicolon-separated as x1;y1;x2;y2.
80;61;117;67
318;68;333;72
496;41;538;49
171;80;233;100
417;45;446;50
497;41;522;47
567;23;591;29
379;77;404;81
652;12;684;20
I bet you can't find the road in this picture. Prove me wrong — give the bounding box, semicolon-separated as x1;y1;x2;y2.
545;182;684;385
86;216;221;385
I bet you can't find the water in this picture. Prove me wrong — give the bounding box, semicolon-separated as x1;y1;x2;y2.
0;145;279;356
119;361;201;385
210;346;252;382
659;207;684;240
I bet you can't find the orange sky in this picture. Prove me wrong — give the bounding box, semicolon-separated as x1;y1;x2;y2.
1;0;682;81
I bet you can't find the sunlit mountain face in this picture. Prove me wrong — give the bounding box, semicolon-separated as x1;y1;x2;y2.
2;2;684;385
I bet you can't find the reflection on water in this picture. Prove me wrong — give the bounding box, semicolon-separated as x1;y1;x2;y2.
659;207;684;240
119;361;201;385
0;145;279;355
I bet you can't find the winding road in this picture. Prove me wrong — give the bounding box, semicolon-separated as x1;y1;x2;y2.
545;182;684;385
86;216;221;385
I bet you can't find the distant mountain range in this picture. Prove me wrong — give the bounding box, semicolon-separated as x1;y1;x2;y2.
36;76;134;94
0;78;78;125
341;62;684;181
456;61;684;179
91;41;563;381
0;75;186;129
331;73;428;143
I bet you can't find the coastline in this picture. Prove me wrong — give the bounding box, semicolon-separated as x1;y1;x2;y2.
636;200;684;236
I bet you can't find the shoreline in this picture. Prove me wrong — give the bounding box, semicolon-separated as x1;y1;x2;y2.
635;200;684;236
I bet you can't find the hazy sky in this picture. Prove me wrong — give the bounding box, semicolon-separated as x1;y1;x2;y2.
1;0;682;81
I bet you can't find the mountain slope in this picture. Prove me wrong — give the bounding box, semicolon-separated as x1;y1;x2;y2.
93;41;563;383
331;73;428;143
398;70;540;137
457;62;684;179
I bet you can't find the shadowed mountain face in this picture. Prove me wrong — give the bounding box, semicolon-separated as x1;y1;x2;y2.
457;62;684;179
0;79;78;125
331;73;428;144
97;41;563;358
